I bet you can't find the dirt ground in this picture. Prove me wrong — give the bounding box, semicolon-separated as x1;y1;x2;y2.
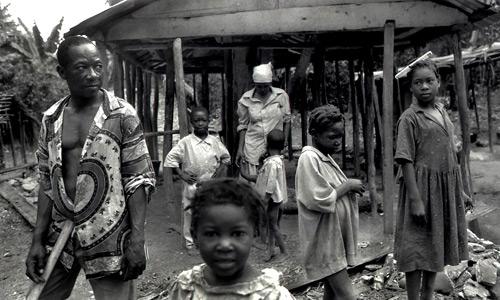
1;143;500;300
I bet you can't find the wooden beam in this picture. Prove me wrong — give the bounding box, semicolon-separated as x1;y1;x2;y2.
451;32;472;197
106;2;467;41
349;59;361;177
152;74;160;160
173;38;189;138
143;72;155;158
131;65;137;107
124;61;133;105
382;20;395;234
232;48;252;158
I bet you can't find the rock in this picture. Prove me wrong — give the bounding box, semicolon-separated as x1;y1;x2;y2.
463;279;490;299
470;242;486;253
480;239;496;250
445;261;469;281
398;277;406;289
476;139;489;147
490;277;500;300
434;271;454;295
469;229;482;244
21;181;37;193
360;275;373;284
493;261;500;276
365;264;381;271
7;179;18;186
455;270;473;289
475;259;497;287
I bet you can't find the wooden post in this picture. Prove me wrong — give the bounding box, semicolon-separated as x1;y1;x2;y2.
143;72;155;158
153;75;160;159
192;73;197;106
173;38;189;138
125;61;134;105
131;66;137;107
223;50;235;160
336;60;347;169
364;48;379;215
201;69;210;111
312;47;325;107
383;20;395;234
451;32;473;196
288;48;313;148
164;49;175;168
486;63;495;153
96;41;109;89
136;67;144;123
285;66;293;161
349;60;361;177
113;55;124;98
470;72;480;132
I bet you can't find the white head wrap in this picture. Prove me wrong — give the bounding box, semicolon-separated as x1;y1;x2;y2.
252;62;273;83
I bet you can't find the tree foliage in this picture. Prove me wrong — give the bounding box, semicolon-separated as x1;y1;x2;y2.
0;2;66;132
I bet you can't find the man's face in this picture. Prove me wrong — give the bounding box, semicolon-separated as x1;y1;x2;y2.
57;43;103;99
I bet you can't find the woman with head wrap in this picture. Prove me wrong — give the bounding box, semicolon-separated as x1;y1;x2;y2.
236;63;291;179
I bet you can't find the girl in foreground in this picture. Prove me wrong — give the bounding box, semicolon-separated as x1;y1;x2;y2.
168;178;294;299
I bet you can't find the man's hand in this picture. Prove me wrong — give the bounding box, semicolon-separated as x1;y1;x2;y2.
179;170;197;185
410;197;427;227
26;242;47;283
121;237;146;281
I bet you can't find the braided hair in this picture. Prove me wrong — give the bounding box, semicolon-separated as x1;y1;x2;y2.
308;104;344;135
407;59;440;82
189;178;265;236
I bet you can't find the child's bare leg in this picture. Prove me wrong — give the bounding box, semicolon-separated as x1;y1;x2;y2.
420;270;436;300
405;270;423;300
268;202;287;258
323;268;355;300
323;280;334;300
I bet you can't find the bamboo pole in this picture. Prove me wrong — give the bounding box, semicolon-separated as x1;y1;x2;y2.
349;59;361;177
173;38;189;138
383;20;395;234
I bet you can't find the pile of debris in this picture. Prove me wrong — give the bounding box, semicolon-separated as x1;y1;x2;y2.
353;229;500;299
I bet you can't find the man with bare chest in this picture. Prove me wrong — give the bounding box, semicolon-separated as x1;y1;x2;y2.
25;36;156;299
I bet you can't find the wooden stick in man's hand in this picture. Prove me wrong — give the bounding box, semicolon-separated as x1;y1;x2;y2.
26;220;74;300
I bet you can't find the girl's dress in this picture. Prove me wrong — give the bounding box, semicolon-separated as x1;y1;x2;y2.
168;264;295;299
394;103;468;273
295;146;358;282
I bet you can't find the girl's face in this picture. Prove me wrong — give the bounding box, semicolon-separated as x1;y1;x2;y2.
313;122;344;155
410;67;440;105
254;83;272;98
191;110;209;136
194;203;254;284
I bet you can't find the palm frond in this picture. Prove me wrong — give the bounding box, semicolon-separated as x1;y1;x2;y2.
45;17;63;53
32;23;47;60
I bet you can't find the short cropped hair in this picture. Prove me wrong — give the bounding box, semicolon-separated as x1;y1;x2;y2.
267;129;285;151
190;106;209;119
407;59;440;82
308;104;343;135
56;35;95;67
189;178;264;236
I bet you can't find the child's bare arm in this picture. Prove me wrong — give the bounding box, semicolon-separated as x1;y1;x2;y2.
240;162;257;182
212;164;228;178
401;161;426;226
172;167;197;184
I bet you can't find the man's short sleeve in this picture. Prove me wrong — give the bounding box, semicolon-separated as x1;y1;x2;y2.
120;113;156;199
